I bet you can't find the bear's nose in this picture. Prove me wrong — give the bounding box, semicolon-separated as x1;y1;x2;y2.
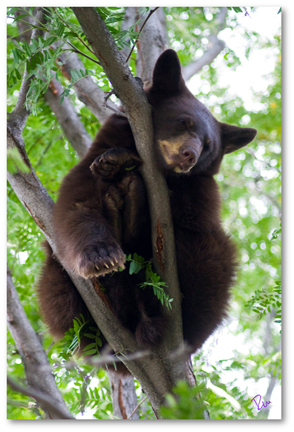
182;148;196;165
180;147;197;170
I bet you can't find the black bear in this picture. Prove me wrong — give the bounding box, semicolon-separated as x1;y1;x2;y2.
37;49;256;361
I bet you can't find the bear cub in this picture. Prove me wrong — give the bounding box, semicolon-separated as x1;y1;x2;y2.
37;49;256;358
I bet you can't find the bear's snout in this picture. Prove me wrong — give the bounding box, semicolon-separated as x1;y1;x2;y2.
179;147;198;171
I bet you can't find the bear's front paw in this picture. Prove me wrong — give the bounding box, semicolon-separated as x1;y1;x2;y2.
77;242;125;278
90;148;142;181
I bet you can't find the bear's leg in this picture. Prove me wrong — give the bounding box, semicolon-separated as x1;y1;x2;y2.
102;270;166;347
102;185;124;244
134;292;167;346
118;171;151;249
37;242;90;340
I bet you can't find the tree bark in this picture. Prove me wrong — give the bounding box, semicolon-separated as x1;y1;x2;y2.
7;6;226;418
72;7;185;385
7;122;180;416
44;77;92;158
7;268;73;419
55;46;116;123
123;7;168;87
108;372;140;420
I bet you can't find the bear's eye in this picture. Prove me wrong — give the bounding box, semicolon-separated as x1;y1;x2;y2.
178;119;187;127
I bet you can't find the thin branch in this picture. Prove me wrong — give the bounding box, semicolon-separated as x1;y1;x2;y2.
123;7;168;87
66;40;101;65
254;177;281;217
7;398;36;409
38;349;152;372
125;7;160;63
127;395;147;420
182;7;227;81
7;376;73;420
53;43;115;123
246;147;281;173
103;103;127;118
7;267;72;419
102;91;128;118
53;6;97;57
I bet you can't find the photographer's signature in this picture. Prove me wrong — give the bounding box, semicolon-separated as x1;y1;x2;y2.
251;394;271;411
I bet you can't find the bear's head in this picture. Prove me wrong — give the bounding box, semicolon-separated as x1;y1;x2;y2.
146;49;257;175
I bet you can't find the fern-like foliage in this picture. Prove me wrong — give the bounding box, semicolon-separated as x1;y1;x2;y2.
7;6;150;114
246;281;281;326
125;253;174;310
58;315;102;360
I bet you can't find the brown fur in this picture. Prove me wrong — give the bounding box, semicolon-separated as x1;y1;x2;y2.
37;50;256;364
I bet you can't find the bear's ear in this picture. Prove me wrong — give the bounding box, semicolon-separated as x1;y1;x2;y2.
220;123;257;154
150;49;185;95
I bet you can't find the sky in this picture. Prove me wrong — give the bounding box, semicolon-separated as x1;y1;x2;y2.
187;7;281;111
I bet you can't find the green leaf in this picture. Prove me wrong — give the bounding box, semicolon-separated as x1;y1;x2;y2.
13;13;29;22
83;343;96;351
83;349;98;356
44;36;58;47
84;333;96;339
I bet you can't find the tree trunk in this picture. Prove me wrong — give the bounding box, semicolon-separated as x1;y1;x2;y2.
7;268;72;419
108;372;140;420
7;6;230;418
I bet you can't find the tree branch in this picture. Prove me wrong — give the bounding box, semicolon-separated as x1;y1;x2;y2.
72;8;185;385
182;7;227;81
7;268;72;419
127;395;148;420
9;8;47;133
7;376;73;419
44;77;92;158
7;6;191;417
108;371;140;419
125;7;160;64
55;45;116;123
7;127;55;242
7;121;181;416
123;7;168;87
14;8;35;44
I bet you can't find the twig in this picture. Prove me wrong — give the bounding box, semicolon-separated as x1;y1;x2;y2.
66;41;101;66
53;7;97;57
254;177;281;217
182;7;227;81
102;90;127;117
104;105;127;118
246;147;281;173
65;40;101;66
7;376;73;419
7;398;36;409
36;349;153;373
127;395;148;420
125;7;159;63
45;340;56;355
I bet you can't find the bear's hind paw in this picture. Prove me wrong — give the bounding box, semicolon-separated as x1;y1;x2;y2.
76;243;125;278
